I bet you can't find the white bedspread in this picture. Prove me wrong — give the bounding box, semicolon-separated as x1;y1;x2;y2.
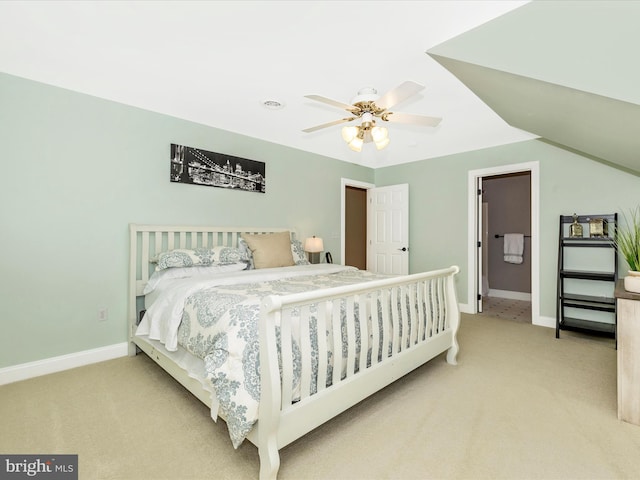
136;263;391;447
137;264;356;351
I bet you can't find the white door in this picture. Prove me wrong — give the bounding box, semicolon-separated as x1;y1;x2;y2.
367;184;409;274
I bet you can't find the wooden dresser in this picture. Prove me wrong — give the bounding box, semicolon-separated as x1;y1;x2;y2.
616;280;640;426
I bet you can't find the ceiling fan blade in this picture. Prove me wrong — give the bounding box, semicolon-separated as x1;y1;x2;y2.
302;117;356;133
375;81;425;110
383;112;442;127
305;95;358;112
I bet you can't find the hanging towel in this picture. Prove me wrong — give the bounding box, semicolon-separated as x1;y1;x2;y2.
503;233;524;264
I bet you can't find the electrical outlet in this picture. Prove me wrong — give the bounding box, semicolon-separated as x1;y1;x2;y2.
98;307;108;322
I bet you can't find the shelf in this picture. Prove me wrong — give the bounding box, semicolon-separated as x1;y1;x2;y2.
561;238;615;248
558;317;616;337
556;213;618;342
561;293;615;312
560;270;615;281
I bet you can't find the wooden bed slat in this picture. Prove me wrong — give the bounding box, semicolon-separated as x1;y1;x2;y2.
299;305;312;400
357;295;369;372
370;291;381;365
345;298;356;376
316;302;329;393
331;300;342;386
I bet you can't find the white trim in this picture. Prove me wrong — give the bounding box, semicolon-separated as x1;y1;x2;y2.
488;289;532;301
0;342;128;386
458;302;473;314
537;315;555;329
467;161;543;327
340;178;375;265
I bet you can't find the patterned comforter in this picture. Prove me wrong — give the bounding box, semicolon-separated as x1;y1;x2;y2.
137;264;389;447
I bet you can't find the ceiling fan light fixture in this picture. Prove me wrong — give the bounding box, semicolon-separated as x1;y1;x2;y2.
341;125;359;143
371;126;388;142
347;129;365;152
374;136;390;150
304;81;437;153
348;138;363;152
371;125;389;150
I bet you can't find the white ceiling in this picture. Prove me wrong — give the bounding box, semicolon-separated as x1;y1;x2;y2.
0;0;537;168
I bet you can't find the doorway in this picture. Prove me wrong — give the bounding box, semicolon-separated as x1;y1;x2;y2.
467;162;541;326
341;179;409;274
481;171;532;322
344;185;367;269
341;178;374;269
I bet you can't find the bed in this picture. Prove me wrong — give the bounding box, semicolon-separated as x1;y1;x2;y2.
128;224;460;479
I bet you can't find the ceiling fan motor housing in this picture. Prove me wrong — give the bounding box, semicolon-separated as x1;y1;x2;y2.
350;86;379;104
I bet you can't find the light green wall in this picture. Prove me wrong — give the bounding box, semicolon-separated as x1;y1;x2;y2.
3;71;639;370
375;140;640;319
0;73;373;368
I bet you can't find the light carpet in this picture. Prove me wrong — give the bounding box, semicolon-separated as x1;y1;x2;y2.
1;314;639;480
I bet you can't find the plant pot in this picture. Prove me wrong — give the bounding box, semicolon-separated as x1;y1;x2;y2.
624;270;640;293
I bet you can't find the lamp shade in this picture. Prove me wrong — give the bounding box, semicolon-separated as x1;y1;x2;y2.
348;136;363;152
374;136;390;150
304;236;324;253
371;126;388;142
341;126;359;143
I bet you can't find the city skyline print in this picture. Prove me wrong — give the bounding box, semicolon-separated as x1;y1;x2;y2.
170;144;266;193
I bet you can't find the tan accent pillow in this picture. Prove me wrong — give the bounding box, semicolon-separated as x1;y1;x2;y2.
241;231;295;269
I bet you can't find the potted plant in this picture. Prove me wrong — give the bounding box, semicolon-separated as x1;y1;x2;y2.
617;206;640;293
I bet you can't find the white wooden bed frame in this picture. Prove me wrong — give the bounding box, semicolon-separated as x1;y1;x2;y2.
128;224;460;479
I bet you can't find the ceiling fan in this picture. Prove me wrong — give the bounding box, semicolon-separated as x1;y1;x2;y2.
302;80;442;151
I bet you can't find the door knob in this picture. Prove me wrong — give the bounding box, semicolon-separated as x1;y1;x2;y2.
398;247;408;252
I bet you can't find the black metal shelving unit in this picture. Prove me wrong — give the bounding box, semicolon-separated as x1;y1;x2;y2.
556;214;618;340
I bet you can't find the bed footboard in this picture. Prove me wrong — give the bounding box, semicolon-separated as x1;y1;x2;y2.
257;266;460;480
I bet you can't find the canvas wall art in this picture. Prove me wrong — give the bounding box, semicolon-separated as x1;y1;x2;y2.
170;144;266;193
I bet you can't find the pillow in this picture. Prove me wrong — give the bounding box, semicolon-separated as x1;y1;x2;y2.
239;234;311;268
238;237;255;270
155;246;248;270
143;262;247;295
291;238;311;265
241;231;295;269
214;246;250;264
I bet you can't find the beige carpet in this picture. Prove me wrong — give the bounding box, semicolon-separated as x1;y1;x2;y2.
2;314;640;480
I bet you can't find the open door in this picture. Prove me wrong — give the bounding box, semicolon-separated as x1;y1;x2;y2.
367;184;409;275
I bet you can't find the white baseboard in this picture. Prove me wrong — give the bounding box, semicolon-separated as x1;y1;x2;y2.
458;302;473;314
0;342;129;386
534;315;555;329
488;289;532;301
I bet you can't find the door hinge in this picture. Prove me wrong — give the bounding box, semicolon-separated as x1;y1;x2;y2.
477;294;482;301
478;188;482;195
477;241;481;247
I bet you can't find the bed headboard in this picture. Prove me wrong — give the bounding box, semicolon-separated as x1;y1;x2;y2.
128;224;294;348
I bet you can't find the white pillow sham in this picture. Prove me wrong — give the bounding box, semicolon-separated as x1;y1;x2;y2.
143;262;247;295
155;246;249;270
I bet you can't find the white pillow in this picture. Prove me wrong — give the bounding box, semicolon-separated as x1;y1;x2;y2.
155;246;249;270
291;238;310;265
143;262;247;295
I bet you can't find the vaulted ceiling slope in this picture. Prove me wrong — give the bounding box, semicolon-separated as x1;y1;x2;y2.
428;0;640;175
